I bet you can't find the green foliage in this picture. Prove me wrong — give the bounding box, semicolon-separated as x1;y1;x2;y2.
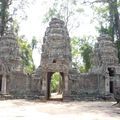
0;0;36;73
51;72;62;93
18;37;35;73
92;0;120;41
80;43;92;72
31;36;38;50
92;3;110;35
71;37;82;70
79;66;86;73
71;36;93;72
92;0;120;62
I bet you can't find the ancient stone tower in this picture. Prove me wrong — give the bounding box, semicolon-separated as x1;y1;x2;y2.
91;34;119;95
91;34;118;67
0;31;21;71
38;18;72;99
0;31;26;95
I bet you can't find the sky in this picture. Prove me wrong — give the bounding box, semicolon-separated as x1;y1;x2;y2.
17;0;53;67
16;0;98;67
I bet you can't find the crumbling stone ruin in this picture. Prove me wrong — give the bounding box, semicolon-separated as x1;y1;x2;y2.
68;34;120;100
0;18;120;101
32;18;72;99
0;31;28;97
32;18;120;101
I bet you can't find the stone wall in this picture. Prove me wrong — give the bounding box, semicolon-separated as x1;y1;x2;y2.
7;71;28;96
114;67;120;102
68;71;105;100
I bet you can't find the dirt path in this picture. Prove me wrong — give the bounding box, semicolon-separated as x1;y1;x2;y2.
0;100;120;120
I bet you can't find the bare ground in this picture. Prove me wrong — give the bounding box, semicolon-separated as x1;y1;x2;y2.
0;99;120;120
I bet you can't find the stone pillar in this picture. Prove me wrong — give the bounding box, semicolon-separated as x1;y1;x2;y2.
63;74;70;100
1;75;6;94
42;80;46;92
26;76;30;92
64;74;68;92
105;74;110;94
41;74;47;96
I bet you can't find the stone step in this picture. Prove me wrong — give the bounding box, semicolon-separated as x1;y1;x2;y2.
0;94;14;100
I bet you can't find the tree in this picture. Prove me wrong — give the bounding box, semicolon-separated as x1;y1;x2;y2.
18;36;35;73
86;0;120;64
0;0;11;36
71;37;82;70
84;0;120;105
106;0;120;42
0;0;32;36
0;0;35;73
30;36;38;69
31;36;38;50
80;42;92;72
71;36;93;72
51;72;62;93
43;0;84;31
84;0;120;42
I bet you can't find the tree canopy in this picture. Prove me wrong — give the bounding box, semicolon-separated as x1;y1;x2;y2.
18;36;35;73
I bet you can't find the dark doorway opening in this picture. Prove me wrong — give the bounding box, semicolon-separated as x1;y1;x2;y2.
110;81;114;93
53;59;56;63
0;75;2;91
47;72;64;100
108;67;115;77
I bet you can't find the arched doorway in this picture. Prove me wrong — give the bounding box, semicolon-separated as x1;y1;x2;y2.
47;72;64;100
108;67;115;93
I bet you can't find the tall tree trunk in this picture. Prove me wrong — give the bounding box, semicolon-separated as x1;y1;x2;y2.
108;0;115;41
111;0;120;63
0;0;8;36
108;0;120;42
113;0;120;41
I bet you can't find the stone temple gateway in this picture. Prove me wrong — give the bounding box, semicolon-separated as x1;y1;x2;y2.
39;18;72;99
0;18;120;101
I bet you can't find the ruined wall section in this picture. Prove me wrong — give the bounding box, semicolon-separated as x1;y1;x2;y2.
0;31;30;96
6;71;28;97
68;69;105;100
90;34;120;97
68;34;120;100
31;66;43;96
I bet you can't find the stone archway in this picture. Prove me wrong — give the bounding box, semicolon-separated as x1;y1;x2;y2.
37;18;72;100
46;72;64;100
